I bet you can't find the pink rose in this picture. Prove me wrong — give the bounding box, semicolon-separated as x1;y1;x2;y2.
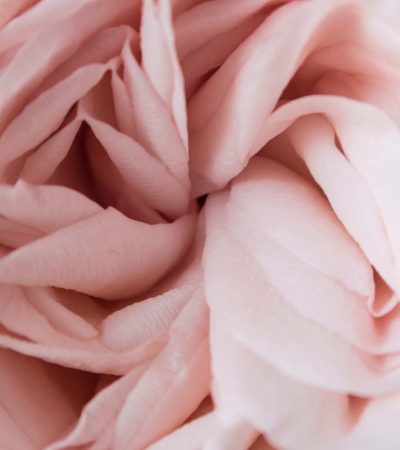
0;0;209;448
186;0;400;449
1;0;400;449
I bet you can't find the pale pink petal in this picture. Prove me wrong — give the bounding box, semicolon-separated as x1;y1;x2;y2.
0;208;195;299
208;318;352;450
326;392;400;450
148;413;219;450
113;289;210;449
0;61;115;179
253;96;400;296
102;280;198;351
101;221;204;350
228;158;373;297
368;0;400;29
122;43;189;188
286;114;396;290
0;0;87;53
181;13;265;97
141;0;188;147
0;283;166;374
0;216;40;248
0;348;94;449
20;117;83;184
111;70;136;138
37;25;135;94
0;0;136;131
175;0;280;60
27;287;98;341
188;0;350;195
0;0;37;28
224;158;400;355
0;331;164;374
48;219;209;448
0;180;101;232
47;362;149;449
204;180;400;398
188;0;400;196
149;412;258;450
0;285;84;347
84;113;190;219
83;125;166;224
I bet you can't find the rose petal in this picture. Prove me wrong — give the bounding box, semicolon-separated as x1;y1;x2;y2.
46;362;149;449
149;412;257;450
113;288;210;449
286;114;396;290
0;331;164;374
141;0;188;147
0;207;195;299
0;0;136;131
0;0;37;27
122;43;189;188
188;0;351;195
0;348;94;448
0;180;101;232
204;176;400;397
101;217;204;350
253;96;400;296
0;61;115;178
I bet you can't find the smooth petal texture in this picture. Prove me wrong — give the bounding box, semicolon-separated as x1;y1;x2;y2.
226;159;400;355
46;362;149;449
0;0;136;131
148;413;257;450
0;0;37;27
188;0;400;196
0;348;94;449
326;392;400;450
188;0;353;195
0;61;113;179
0;207;195;299
141;0;188;147
123;43;189;190
204;159;400;448
253;96;400;296
0;180;101;233
0;329;165;375
286;114;396;292
113;292;210;449
3;0;400;448
27;287;98;341
101;232;204;350
50;221;210;449
84;113;190;220
209;319;353;450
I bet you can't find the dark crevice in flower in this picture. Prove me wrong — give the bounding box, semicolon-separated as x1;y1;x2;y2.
197;194;208;209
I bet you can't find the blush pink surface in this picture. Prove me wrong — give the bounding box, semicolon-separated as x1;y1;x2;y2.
0;0;399;449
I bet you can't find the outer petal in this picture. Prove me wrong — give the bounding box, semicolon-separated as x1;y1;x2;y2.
204;160;400;448
253;96;400;296
188;0;400;196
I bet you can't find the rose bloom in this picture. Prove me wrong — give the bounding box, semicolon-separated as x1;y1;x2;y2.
0;0;400;449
